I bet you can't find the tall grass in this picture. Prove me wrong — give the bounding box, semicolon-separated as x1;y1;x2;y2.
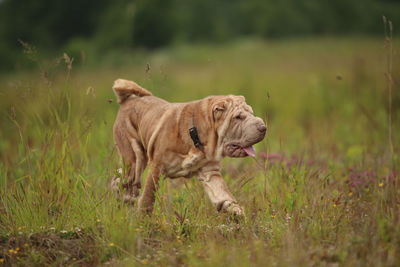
0;37;399;266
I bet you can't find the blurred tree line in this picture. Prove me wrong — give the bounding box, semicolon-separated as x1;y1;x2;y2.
0;0;399;71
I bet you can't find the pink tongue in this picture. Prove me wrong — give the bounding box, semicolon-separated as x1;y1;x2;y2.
243;146;256;157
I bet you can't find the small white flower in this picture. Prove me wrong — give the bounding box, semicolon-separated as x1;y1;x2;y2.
117;168;123;174
60;230;68;234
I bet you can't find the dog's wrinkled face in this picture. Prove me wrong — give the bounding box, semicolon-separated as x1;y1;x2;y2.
212;95;266;158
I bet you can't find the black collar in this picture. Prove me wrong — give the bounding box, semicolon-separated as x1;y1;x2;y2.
189;127;203;148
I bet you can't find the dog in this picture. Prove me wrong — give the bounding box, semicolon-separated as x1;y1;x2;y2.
111;79;266;216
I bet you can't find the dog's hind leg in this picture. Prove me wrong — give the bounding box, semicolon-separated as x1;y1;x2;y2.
113;119;143;204
120;162;136;203
124;139;147;199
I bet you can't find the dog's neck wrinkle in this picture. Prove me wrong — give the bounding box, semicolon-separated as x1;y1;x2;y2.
200;101;221;160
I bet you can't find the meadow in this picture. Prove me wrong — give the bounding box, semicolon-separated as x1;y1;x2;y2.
0;37;399;266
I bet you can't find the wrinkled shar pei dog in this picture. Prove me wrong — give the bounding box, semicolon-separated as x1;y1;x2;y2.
111;79;266;216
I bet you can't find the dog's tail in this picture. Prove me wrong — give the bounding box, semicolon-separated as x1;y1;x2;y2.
112;79;152;104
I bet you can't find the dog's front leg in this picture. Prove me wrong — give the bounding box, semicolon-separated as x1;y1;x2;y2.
198;165;244;216
138;165;161;214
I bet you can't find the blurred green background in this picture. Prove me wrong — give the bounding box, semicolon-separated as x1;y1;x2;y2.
1;0;400;71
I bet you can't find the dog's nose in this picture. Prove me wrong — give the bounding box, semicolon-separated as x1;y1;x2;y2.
257;124;267;133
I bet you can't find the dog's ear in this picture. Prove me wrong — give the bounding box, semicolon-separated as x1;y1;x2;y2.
212;100;228;120
112;79;152;104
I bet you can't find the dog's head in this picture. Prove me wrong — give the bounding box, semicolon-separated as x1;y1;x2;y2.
209;95;266;157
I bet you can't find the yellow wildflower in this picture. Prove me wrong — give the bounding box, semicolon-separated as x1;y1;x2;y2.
378;183;384;187
108;242;115;247
348;192;353;197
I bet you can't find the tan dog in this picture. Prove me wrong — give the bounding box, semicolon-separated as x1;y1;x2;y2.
111;79;266;216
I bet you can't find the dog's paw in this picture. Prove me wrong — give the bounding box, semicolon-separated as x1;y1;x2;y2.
221;201;244;217
137;194;156;214
123;186;140;205
123;193;137;205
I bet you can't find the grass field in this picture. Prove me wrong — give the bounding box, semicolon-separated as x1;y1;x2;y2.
0;37;399;266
